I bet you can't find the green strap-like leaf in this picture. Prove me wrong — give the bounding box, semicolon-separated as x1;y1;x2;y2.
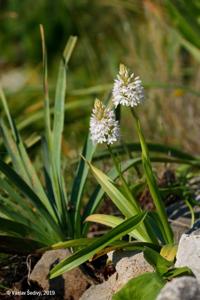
47;36;77;227
37;237;97;253
163;266;193;280
0;120;28;181
0;235;45;254
85;214;142;240
82;155;196;237
143;247;173;275
166;0;200;49
131;110;174;244
50;212;147;278
0;217;34;238
71;135;96;237
87;162;139;217
0;196;56;245
86;214;124;227
0;88;57;222
0;158;63;242
0;177;47;229
82;158;141;226
86;161;155;243
94;142;196;162
112;272;165;300
91;241;160;261
52;36;77;174
17;98;92;132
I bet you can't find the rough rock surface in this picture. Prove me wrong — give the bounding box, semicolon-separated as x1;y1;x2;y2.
30;249;89;300
175;229;200;282
113;250;154;286
80;251;153;300
157;276;200;300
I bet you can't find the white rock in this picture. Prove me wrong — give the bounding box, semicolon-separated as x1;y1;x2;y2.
175;230;200;282
156;276;200;300
80;251;153;300
114;251;153;287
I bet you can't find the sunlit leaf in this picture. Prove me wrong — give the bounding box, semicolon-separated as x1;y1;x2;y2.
50;213;147;278
143;247;173;275
113;272;165;300
85;160;152;242
160;244;177;262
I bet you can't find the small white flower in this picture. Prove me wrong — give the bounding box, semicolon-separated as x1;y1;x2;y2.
112;64;144;107
90;99;120;145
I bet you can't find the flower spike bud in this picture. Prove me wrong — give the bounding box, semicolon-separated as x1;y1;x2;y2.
94;98;105;120
90;99;120;145
119;64;128;78
112;64;145;107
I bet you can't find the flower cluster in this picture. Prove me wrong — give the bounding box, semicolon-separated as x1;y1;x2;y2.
90;99;120;145
90;64;144;145
112;64;144;108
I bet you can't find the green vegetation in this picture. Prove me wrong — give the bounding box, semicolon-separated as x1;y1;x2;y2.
1;1;200;299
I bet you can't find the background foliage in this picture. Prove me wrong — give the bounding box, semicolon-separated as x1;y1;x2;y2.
0;1;200;296
1;0;200;157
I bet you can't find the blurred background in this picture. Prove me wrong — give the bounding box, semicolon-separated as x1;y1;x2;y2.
1;0;200;157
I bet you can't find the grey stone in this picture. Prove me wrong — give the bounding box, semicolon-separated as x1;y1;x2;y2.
30;249;89;300
156;276;200;300
80;251;153;300
175;230;200;282
80;279;114;300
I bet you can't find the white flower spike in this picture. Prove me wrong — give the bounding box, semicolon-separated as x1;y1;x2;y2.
112;64;144;107
90;99;120;145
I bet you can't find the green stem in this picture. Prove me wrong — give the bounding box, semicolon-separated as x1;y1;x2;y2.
120;136;142;177
185;199;195;228
130;108;173;244
107;144;158;244
107;144;140;211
